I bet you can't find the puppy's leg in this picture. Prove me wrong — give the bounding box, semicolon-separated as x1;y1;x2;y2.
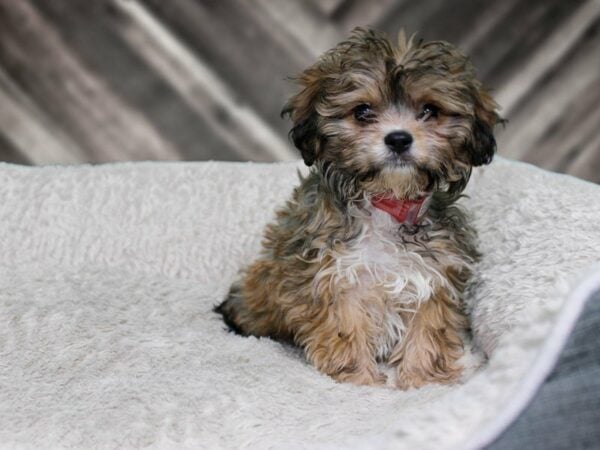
391;290;466;390
215;261;291;340
297;290;387;387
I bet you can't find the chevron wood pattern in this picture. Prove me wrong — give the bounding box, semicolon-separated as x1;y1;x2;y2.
0;0;598;182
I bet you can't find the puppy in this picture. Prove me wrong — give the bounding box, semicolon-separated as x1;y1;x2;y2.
216;28;501;389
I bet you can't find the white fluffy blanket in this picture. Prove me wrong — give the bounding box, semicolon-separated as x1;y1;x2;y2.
0;158;598;449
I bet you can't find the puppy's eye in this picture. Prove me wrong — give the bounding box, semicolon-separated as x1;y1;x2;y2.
418;104;439;121
353;104;375;122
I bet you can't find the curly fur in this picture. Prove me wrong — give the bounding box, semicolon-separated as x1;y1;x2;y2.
216;28;501;388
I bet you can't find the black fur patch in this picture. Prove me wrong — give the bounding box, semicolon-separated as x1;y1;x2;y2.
467;119;496;166
288;115;322;166
213;301;248;336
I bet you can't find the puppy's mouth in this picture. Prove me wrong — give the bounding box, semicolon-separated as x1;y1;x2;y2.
382;151;436;188
385;150;415;168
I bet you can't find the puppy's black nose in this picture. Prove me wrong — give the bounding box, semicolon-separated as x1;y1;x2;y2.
384;131;413;153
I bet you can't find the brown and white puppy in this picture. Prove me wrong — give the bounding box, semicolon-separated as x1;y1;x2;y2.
216;28;501;389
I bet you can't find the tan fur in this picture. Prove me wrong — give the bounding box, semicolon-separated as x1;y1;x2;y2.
391;287;467;389
216;28;501;389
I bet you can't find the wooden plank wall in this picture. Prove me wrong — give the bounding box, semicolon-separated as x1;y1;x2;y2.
0;0;598;183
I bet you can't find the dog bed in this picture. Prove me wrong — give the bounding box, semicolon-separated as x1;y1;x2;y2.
0;157;598;449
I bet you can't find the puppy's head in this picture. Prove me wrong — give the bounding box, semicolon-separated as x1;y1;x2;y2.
282;28;502;198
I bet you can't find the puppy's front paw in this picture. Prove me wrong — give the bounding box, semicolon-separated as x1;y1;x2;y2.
396;359;463;390
334;366;388;387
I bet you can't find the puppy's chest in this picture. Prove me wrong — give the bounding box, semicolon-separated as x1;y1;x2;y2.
323;208;460;360
333;208;453;305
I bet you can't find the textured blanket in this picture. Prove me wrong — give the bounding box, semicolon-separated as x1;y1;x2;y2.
0;157;598;449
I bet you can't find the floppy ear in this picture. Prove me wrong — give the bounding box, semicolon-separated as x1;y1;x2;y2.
281;75;324;166
466;89;502;166
468;119;496;166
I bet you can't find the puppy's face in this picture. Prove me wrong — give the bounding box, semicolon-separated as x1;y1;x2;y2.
283;29;501;197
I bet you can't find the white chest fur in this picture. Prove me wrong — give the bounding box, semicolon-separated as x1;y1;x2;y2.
339;206;452;304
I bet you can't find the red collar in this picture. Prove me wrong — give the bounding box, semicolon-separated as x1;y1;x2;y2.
371;194;429;225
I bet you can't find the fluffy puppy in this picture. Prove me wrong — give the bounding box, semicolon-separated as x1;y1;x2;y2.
216;28;501;389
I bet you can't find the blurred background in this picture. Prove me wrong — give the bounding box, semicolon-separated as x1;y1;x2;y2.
0;0;598;183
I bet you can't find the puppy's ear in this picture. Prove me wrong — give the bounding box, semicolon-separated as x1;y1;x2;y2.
466;89;502;166
281;74;324;166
